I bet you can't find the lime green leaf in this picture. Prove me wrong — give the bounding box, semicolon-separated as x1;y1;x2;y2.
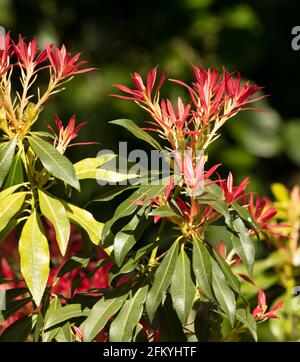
192;237;214;300
110;119;162;150
146;239;179;323
4;152;23;188
63;202;103;245
55;322;74;342
235;308;257;341
171;247;196;325
42;297;61;342
212;260;236;326
0;183;25;201
38;190;70;256
19;211;50;306
74;154;116;180
0;192;26;232
28;135;80;190
81;294;128;342
44;304;89;330
271;183;289;202
232;218;255;275
212;249;240;293
0;139;16;187
109;285;148;342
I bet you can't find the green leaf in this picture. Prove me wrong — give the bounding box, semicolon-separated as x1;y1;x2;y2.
192;237;214;300
109;285;148;342
212;260;236;326
42;296;61;342
0;183;25;201
232;202;260;231
44;304;89;330
0;316;32;341
28;135;80;190
96;168;138;183
102;183;166;242
170;247;196;325
232;217;255;275
88;185;138;203
149;205;180;219
0;297;31;323
0;192;26;232
64;202;103;245
19;211;50;306
74;154;116;180
114;211;146;266
235;308;257;341
38;190;70;256
157;293;187;342
110;119;162;150
55;322;74;342
212;249;240;293
4;152;23;188
0;139;16;187
81;294;128;342
146;239;179;323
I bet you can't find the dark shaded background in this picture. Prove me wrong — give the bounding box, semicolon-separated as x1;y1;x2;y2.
1;0;300;210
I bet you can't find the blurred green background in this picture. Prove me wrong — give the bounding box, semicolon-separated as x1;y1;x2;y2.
1;0;300;203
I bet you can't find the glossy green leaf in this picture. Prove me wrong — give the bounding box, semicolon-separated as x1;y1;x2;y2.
0;139;16;187
146;239;179;323
110;119;162;150
114;211;146;266
4;152;23;188
212;260;236;326
192;237;214;300
0;192;26;232
44;304;89;330
88;185;138;203
170;247;196;325
38;190;70;256
64;202;103;245
149;205;180;219
74;154;116;180
55;322;74;342
235;308;257;341
28;135;80;190
102;183;166;241
232;217;255;275
81;294;128;342
0;297;31;323
212;249;240;293
42;297;61;342
109;285;148;342
19;211;50;306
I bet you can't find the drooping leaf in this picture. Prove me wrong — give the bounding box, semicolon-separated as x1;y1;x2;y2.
44;304;89;330
38;190;70;256
81;293;128;342
63;201;103;246
19;211;50;306
0;297;31;323
88;185;138;204
110;119;162;150
4;152;23;188
232;217;255;275
109;285;148;342
211;260;236;326
146;239;179;323
192;237;214;300
0;192;26;232
170;247;196;325
28;135;80;190
0;139;16;188
74;154;116;180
